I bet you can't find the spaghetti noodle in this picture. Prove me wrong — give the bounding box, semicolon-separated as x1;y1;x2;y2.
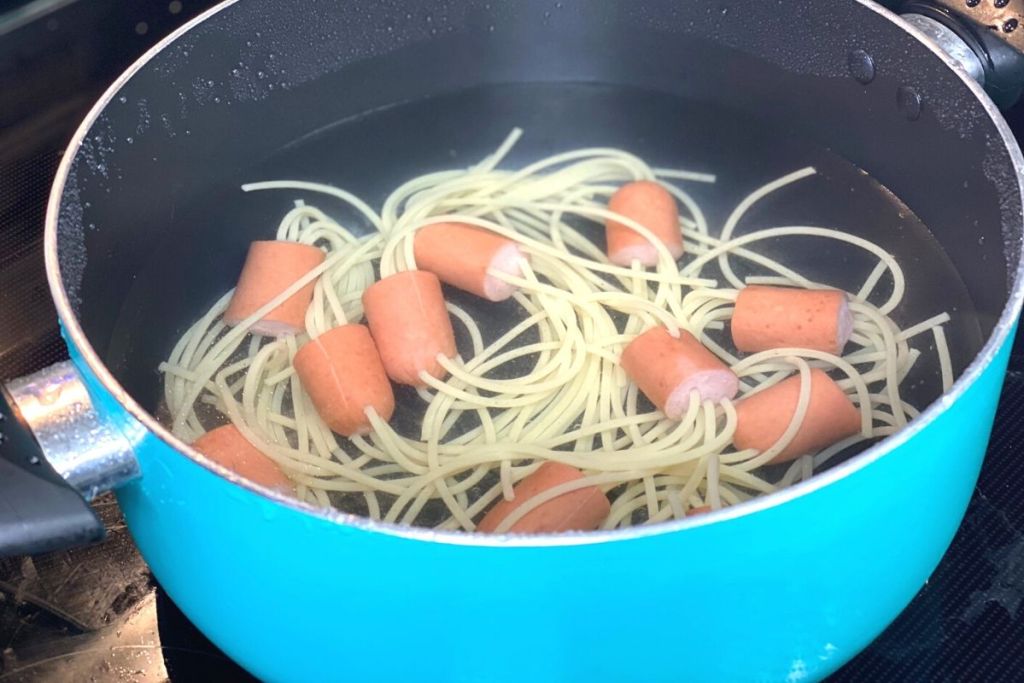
159;129;953;531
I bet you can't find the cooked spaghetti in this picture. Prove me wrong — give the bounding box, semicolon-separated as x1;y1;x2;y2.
159;129;952;532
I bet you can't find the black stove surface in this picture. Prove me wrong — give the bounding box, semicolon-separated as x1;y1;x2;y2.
2;1;1024;681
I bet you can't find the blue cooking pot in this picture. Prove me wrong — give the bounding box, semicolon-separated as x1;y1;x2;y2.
2;1;1023;681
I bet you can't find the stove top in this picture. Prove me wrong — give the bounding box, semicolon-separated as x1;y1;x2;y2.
2;1;1024;681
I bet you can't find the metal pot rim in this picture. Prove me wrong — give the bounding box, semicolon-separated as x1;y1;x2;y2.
42;0;1024;547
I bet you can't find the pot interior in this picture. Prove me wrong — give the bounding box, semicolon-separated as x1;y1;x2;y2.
54;0;1022;509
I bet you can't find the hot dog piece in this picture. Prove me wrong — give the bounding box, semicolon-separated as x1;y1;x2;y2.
293;324;395;437
605;181;683;267
477;462;611;533
192;424;294;494
362;270;457;386
414;222;526;302
223;240;325;337
733;368;861;464
686;505;712;517
731;285;853;355
621;327;739;419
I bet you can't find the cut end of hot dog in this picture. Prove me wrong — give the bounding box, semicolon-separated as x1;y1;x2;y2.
192;424;294;494
294;324;395;437
223;240;324;337
733;368;861;464
664;368;740;419
605;181;683;267
245;319;305;338
836;297;854;350
621;327;738;419
732;285;853;355
476;461;611;534
482;241;526;302
608;243;661;268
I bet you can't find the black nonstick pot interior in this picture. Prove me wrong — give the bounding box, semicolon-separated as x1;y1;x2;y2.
55;0;1020;435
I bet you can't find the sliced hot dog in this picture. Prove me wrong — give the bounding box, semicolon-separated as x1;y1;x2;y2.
223;240;325;337
733;368;860;464
293;324;395;436
621;327;739;419
192;424;294;494
413;222;526;302
605;181;683;267
362;270;457;386
477;462;611;533
731;285;853;355
686;505;712;517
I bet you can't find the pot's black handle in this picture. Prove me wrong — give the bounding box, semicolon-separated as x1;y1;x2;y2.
899;0;1024;107
0;386;104;557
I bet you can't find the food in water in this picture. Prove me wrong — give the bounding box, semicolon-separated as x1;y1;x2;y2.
161;129;954;532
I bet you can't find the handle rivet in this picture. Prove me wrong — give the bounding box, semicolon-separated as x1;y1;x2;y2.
897;85;923;120
847;49;876;84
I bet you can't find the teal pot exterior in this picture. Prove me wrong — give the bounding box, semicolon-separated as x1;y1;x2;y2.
64;320;1015;683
